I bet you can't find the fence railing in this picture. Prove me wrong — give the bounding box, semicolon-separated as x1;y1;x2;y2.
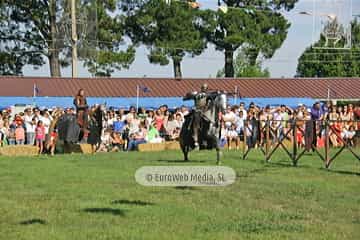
241;119;360;168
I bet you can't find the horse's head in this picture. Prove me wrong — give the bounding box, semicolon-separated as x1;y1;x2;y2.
215;92;227;113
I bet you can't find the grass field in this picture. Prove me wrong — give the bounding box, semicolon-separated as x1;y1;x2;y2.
0;149;359;240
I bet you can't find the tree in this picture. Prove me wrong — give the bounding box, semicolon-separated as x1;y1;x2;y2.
217;48;269;77
296;19;360;77
2;0;134;77
124;0;206;78
0;0;44;75
199;0;297;77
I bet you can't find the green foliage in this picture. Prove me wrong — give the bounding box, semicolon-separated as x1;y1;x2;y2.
0;0;44;75
217;48;270;77
1;0;134;77
296;19;360;77
200;0;297;77
124;0;207;78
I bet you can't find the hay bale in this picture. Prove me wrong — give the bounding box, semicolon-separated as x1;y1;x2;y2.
165;141;181;150
138;143;166;152
64;143;92;154
0;145;39;156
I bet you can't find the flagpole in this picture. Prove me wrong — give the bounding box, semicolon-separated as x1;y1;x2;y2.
136;85;139;113
234;86;238;105
33;83;36;107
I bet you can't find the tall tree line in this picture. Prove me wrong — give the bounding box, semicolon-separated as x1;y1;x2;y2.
0;0;298;77
296;19;360;77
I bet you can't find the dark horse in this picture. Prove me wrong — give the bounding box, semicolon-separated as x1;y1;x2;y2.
57;104;105;149
179;91;227;164
87;104;106;153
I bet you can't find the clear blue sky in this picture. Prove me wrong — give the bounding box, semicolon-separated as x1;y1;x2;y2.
23;0;358;78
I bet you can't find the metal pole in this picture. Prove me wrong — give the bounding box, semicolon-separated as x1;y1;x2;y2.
71;0;78;78
136;85;139;113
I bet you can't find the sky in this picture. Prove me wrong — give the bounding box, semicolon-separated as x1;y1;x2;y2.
22;0;359;78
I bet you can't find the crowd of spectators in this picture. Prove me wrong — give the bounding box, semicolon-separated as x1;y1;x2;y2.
0;101;359;155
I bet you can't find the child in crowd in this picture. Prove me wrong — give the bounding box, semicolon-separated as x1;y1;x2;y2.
47;129;58;156
15;124;25;145
35;120;45;154
226;123;240;150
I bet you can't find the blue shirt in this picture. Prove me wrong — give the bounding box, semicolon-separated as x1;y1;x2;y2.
311;107;324;120
113;121;125;133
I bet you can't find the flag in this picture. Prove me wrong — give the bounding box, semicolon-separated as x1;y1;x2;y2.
33;83;40;97
139;85;151;93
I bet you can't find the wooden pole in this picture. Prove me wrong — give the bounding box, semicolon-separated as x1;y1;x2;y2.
325;120;330;167
243;121;247;160
265;119;270;162
292;121;298;166
71;0;78;78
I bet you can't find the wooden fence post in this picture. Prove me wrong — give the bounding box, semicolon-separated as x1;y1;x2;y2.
292;121;297;166
243;121;247;160
325;120;330;168
265;119;270;162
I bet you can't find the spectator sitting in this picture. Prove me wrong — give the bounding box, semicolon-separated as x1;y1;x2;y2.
342;125;356;146
127;123;147;151
226;123;239;150
113;115;126;133
98;128;112;152
223;106;236;128
165;113;180;140
111;132;124;151
175;113;183;129
146;123;164;143
138;107;147;120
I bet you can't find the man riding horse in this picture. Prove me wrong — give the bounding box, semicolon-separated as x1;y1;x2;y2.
73;89;89;141
181;84;227;163
183;83;209;150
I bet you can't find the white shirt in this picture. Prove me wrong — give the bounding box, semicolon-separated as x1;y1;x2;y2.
24;115;33;132
42;116;51;134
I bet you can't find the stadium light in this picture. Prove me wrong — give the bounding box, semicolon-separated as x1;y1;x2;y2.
299;11;337;21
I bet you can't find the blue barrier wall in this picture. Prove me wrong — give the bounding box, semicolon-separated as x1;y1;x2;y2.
0;96;316;110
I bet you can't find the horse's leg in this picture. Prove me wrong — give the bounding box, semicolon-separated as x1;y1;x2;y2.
216;138;221;165
182;146;189;161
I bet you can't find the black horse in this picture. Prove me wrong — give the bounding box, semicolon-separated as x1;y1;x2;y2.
57;105;105;147
179;92;227;164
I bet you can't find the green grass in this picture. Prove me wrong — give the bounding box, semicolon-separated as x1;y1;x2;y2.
0;149;359;240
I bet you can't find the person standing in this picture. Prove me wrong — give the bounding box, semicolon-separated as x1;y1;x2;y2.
74;89;89;141
35;120;45;154
24;108;35;145
310;102;324;150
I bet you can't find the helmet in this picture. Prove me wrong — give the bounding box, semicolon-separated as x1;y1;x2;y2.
201;83;208;92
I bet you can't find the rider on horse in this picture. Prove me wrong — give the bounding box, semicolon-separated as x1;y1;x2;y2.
183;83;209;150
73;89;89;141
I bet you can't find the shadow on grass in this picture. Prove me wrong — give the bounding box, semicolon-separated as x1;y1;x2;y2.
267;161;312;169
19;218;47;225
83;208;125;216
111;199;155;206
320;168;360;176
174;186;197;190
156;159;206;163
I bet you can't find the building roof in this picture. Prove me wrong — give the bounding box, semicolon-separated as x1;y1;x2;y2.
0;76;359;99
